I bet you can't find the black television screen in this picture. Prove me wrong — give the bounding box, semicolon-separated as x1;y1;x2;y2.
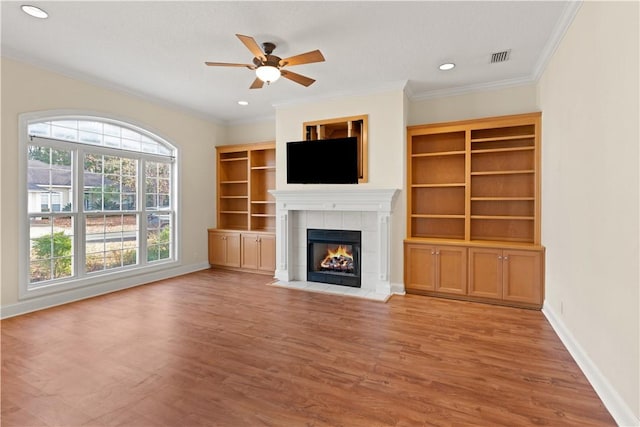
287;137;359;184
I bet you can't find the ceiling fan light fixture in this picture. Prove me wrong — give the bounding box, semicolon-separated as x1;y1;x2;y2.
256;65;281;84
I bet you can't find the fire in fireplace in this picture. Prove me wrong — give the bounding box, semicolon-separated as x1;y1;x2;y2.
307;229;361;288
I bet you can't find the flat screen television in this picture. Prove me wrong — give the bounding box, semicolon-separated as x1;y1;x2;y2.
287;137;359;184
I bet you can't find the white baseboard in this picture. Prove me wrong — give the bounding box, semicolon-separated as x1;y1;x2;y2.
1;262;210;319
542;302;640;427
390;281;405;296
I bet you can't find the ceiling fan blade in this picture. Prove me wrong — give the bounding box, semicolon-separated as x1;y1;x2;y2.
236;34;266;62
279;50;325;67
205;61;255;69
250;77;264;89
280;70;316;87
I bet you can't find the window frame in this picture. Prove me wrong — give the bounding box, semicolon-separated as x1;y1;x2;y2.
19;111;180;300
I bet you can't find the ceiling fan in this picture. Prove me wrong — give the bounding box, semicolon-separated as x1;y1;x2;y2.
205;34;325;89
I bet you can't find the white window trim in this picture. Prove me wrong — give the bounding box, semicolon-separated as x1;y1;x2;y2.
19;110;182;300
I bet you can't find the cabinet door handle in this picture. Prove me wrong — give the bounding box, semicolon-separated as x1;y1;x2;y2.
435;251;440;255
503;256;509;261
431;250;435;255
498;255;502;260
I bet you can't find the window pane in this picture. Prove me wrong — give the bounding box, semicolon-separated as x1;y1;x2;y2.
29;215;74;284
103;123;121;137
121;128;141;141
51;120;78;129
28;146;73;213
104;135;121;148
83;154;137;213
145;161;171;210
84;154;103;173
79;131;103;145
78;121;103;133
147;226;171;262
51;125;78;142
29;122;51;137
86;214;139;273
104;156;120;174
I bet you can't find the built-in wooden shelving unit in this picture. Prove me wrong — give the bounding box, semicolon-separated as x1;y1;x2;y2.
405;112;544;309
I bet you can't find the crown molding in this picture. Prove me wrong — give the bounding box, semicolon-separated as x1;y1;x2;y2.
532;0;583;81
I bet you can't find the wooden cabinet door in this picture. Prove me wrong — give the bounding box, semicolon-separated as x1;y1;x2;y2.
468;248;503;299
208;231;241;267
404;244;436;291
435;246;467;295
208;231;226;266
240;234;258;270
225;233;241;267
502;249;542;304
257;234;276;272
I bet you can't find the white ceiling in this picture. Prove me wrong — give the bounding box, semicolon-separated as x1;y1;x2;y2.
1;1;576;124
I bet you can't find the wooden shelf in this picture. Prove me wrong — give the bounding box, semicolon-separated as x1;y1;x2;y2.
251;214;275;218
220;180;248;184
411;183;466;188
471;197;534;201
471;215;534;220
472;146;534;154
412;214;465;219
471;170;534;176
220;211;248;215
411;150;465;158
251;200;275;204
471;134;535;143
251;166;275;171
220;157;248;162
221;195;248;199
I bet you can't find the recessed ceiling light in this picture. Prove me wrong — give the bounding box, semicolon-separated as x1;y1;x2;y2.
237;101;249;106
439;62;455;71
21;5;48;19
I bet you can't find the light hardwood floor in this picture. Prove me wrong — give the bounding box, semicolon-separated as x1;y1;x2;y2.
2;269;615;426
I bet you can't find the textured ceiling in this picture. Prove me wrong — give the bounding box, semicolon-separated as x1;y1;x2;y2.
1;1;576;124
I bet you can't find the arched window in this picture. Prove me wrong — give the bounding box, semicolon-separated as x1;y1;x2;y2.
22;114;177;296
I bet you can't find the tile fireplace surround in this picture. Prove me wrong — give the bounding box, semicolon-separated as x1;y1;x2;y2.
269;188;400;301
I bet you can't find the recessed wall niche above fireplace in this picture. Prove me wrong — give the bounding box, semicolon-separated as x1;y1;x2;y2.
307;229;361;288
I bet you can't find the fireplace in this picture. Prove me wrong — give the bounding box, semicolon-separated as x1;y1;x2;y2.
307;228;361;288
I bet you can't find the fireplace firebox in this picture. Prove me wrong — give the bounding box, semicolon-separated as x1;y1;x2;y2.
307;229;361;288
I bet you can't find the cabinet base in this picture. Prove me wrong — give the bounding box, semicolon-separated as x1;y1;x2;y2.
209;264;275;276
406;288;542;310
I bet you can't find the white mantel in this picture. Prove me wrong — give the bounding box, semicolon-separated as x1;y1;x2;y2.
269;188;399;300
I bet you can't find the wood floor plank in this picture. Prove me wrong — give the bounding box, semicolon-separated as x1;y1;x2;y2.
1;268;615;426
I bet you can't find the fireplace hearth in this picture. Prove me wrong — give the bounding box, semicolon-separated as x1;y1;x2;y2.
307;229;361;288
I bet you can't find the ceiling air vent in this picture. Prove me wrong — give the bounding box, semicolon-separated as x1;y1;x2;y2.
490;50;511;63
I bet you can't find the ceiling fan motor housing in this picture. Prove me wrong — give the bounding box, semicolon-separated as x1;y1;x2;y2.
253;54;282;68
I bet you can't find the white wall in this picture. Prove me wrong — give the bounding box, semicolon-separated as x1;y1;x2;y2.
225;119;275;145
408;83;538;126
275;90;406;287
1;58;223;310
538;2;639;425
